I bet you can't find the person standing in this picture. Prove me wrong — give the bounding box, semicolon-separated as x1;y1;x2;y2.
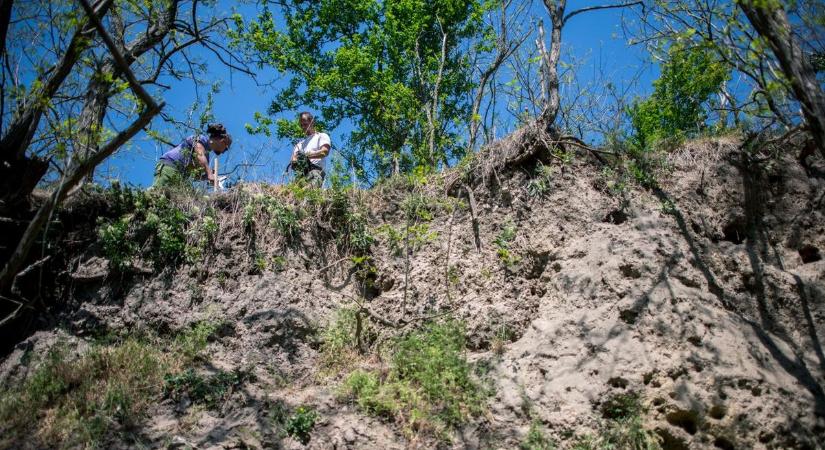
152;123;232;188
290;111;330;187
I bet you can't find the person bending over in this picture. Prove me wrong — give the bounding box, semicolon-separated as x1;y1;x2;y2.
152;123;232;188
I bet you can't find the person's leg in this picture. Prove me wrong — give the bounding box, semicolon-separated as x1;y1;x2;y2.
306;168;324;188
152;163;182;188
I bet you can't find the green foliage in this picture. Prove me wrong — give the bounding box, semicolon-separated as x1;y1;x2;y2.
0;338;166;448
175;320;221;361
99;215;137;271
263;196;302;240
97;186;196;269
230;0;494;182
320;307;376;370
163;368;253;408
628;44;729;150
521;420;556;450
494;221;519;267
526;163;555;198
573;394;661;450
377;223;437;256
284;406;318;444
341;321;486;438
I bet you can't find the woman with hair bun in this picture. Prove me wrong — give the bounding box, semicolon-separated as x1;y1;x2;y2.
152;123;232;188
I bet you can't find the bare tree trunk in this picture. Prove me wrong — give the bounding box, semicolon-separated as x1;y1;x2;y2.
538;0;565;130
740;1;825;157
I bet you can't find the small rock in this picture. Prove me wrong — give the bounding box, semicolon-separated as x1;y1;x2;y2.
344;428;356;443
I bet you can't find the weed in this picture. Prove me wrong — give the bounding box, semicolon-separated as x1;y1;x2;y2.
175;320;221;361
521;420;555;450
660;198;677;215
99;215;137;270
494;222;520;268
0;338;166;448
284;405;317;444
340;321;486;439
271;255;287;271
447;265;460;286
216;270;229;287
377;223;437;256
573;394;661;450
320;308;375;371
526;163;555;198
600;392;642;420
163;368;253;408
243;200;256;230
264;197;301;240
97;191;192;269
491;323;516;355
252;252;268;273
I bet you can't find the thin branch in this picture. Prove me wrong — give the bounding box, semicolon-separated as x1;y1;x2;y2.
76;0;158;110
562;1;643;27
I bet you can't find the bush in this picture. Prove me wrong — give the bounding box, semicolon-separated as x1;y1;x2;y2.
320;307;376;370
340;321;487;439
163;368;253;408
284;405;318;445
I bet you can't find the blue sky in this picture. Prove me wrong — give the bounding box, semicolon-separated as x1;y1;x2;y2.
100;0;655;188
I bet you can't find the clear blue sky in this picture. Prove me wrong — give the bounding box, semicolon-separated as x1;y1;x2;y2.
100;0;654;188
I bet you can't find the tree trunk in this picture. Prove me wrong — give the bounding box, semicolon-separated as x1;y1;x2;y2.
538;0;565;131
740;1;825;157
0;0;12;59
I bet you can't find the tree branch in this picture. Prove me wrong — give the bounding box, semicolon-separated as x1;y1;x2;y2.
562;1;642;26
76;0;158;110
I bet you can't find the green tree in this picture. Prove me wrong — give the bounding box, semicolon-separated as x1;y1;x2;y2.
231;0;491;183
628;44;729;150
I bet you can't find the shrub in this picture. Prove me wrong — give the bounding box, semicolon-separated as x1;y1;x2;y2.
340;321;487;439
163;368;253;408
320;308;376;370
284;405;318;445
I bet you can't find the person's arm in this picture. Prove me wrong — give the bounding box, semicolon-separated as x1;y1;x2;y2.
291;142;300;163
307;134;331;159
307;144;330;159
194;141;214;182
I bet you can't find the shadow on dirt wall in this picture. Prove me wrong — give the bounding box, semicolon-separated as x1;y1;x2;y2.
651;154;825;418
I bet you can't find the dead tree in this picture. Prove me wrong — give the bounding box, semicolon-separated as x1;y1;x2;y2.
536;1;643;133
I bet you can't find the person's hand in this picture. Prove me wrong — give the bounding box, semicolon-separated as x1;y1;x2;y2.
207;172;216;183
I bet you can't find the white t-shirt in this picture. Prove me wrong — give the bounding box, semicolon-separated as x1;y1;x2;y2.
293;132;331;170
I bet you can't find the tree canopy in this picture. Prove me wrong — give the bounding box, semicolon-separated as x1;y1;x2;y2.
231;0;493;183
